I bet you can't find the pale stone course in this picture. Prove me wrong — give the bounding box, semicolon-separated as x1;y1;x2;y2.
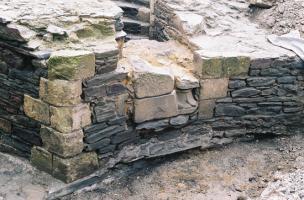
200;78;229;100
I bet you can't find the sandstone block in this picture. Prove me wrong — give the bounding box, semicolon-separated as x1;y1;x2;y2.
194;51;250;78
40;78;82;106
24;95;50;124
50;104;91;133
173;67;199;90
176;89;198;115
134;91;178;123
0;118;12;133
200;78;229;100
47;50;95;80
199;99;215;119
53;152;99;183
31;146;53;174
40;126;84;158
131;58;174;98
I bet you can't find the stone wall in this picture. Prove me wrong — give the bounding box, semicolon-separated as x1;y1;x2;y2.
195;53;304;137
0;42;47;158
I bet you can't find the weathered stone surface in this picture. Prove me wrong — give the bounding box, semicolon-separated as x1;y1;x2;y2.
136;119;169;132
176;89;198;115
0;118;12;133
231;88;261;98
194;51;250;78
24;95;50;124
0;23;36;42
277;76;296;84
169;115;189;126
131;58;174;98
247;77;276;87
134;91;178;123
31;146;53;174
173;67;199;89
84;125;126;144
50;104;91;133
39;78;82;106
53;152;99;183
47;50;95;81
228;80;246;89
199;99;215;119
215;104;246;117
173;12;205;36
200;78;229;100
40;126;84;158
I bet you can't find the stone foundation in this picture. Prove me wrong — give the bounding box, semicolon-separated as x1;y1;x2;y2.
0;0;304;184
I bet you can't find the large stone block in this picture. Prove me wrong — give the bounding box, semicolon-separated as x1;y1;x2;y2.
200;78;229;100
194;51;250;78
50;104;91;133
40;126;84;158
53;152;99;183
39;78;82;106
0;118;12;133
134;91;178;123
130;58;174;98
24;95;50;124
31;146;53;174
47;50;95;81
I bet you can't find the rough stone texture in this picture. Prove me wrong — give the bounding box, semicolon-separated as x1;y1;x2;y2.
176;89;198;115
53;152;99;183
50;104;91;133
199;99;216;119
40;126;84;158
39;78;82;106
30;146;53;174
47;50;95;81
131;57;175;98
194;52;250;79
134;91;178;123
200;78;229;100
24;95;50;124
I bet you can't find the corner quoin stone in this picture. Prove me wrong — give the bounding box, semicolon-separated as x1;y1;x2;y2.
40;126;84;158
24;95;50;124
47;50;95;81
31;146;53;174
134;91;178;123
50;104;91;133
53;152;99;183
193;51;250;78
39;78;82;106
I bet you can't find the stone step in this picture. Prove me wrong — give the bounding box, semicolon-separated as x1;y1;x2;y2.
113;0;150;7
122;17;150;35
115;1;150;23
125;34;150;41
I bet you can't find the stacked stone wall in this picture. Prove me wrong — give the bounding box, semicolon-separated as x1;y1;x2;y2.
0;41;47;158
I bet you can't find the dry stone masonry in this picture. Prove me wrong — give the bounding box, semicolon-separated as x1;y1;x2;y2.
0;0;304;183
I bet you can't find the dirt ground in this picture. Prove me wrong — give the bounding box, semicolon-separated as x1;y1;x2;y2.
0;134;304;200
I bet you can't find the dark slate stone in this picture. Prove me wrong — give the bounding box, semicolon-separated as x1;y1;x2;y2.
83;85;107;102
261;88;276;96
84;125;126;144
225;129;246;137
247;77;276;87
111;128;138;145
107;116;127;125
97;144;116;154
83;123;107;135
248;106;282;115
258;102;282;106
283;107;303;113
84;71;127;88
231;87;260;98
233;97;265;103
260;68;289;76
12;125;41;146
216;98;233;103
249;69;260;76
250;58;273;69
106;83;127;96
84;138;111;151
228;80;246;89
277;76;296;84
215;105;246;117
94;103;117;123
